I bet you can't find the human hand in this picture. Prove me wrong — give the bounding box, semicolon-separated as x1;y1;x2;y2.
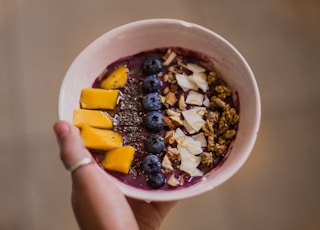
53;121;176;230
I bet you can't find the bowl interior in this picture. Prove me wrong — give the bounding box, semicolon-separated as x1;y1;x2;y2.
59;19;260;201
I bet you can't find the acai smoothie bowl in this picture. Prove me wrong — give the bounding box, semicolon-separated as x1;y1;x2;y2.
58;19;261;201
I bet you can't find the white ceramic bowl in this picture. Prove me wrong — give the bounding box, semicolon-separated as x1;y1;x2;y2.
59;19;261;201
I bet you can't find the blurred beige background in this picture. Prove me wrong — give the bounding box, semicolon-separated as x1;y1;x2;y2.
1;0;320;229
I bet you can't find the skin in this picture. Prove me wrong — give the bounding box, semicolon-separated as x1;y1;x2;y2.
53;121;177;230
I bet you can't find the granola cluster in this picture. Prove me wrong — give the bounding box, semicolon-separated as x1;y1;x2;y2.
159;49;239;183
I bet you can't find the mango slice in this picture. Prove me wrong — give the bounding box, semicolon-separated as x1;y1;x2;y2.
102;146;135;174
81;125;122;150
80;88;119;110
73;109;113;129
100;66;129;89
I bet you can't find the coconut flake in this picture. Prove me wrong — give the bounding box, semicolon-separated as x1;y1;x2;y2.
182;120;198;134
190;72;209;92
186;90;204;106
192;132;207;147
190;168;204;177
175;74;199;92
186;63;206;73
166;109;180;117
174;128;186;144
203;95;210;107
178;146;201;175
182;108;206;133
181;136;203;155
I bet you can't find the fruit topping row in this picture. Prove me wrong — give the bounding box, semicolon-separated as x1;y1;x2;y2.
73;66;135;175
141;59;166;188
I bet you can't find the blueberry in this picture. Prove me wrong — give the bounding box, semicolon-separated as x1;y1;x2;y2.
147;173;165;189
142;75;162;93
143;57;163;74
144;111;164;132
144;134;165;154
143;155;162;174
143;93;162;111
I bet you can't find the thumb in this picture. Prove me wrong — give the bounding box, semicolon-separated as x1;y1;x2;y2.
53;120;92;171
53;120;118;190
53;120;114;188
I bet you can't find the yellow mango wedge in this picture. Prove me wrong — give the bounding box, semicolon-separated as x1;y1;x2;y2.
73;109;113;129
100;66;129;89
80;88;119;110
81;125;122;150
102;146;135;174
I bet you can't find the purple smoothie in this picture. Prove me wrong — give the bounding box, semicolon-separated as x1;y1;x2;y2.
90;47;239;190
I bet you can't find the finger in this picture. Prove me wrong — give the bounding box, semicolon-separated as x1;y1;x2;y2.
53;121;93;170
